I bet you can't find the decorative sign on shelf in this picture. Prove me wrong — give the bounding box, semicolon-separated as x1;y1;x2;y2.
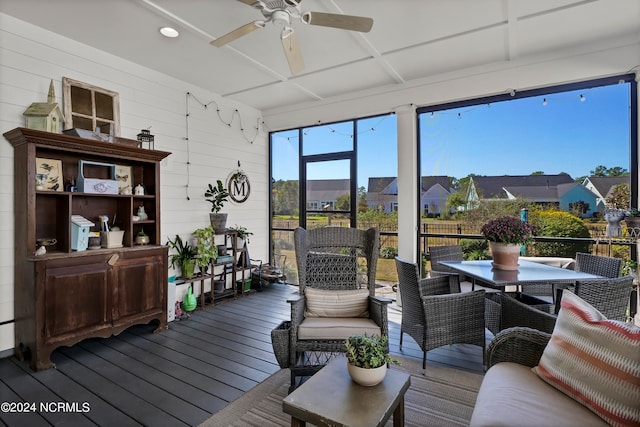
227;165;250;204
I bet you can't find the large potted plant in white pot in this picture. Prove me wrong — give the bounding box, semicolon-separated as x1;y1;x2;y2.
345;334;400;386
205;180;229;234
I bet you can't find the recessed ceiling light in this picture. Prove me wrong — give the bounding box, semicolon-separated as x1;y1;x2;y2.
160;27;179;38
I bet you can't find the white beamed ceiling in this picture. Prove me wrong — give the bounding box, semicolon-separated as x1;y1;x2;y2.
1;0;639;116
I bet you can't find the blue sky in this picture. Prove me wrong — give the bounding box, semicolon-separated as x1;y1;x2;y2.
271;82;631;187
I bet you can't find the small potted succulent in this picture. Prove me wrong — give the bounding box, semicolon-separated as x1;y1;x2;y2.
344;334;400;386
205;180;230;234
135;228;150;245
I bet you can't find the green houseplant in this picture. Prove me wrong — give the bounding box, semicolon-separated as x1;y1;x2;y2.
167;234;197;279
205;180;229;233
345;334;399;386
227;224;253;247
193;225;217;273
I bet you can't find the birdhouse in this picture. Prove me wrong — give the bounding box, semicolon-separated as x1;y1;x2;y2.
23;80;65;133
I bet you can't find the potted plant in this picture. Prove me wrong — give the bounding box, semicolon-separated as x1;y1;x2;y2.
135;228;150;245
167;234;197;279
481;215;533;271
227;224;253;248
344;334;400;386
205;180;229;234
625;208;640;230
193;225;217;273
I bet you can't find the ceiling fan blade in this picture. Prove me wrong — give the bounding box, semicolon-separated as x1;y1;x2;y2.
210;22;261;47
302;11;373;32
281;30;304;75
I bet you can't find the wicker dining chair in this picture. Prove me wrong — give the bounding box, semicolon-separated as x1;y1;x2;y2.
287;227;390;389
556;276;634;321
574;252;623;278
429;245;464;274
395;257;486;369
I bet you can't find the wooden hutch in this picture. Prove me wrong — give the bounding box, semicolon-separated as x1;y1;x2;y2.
4;127;171;370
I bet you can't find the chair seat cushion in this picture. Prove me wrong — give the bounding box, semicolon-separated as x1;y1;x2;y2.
304;288;369;318
297;317;381;340
471;362;609;426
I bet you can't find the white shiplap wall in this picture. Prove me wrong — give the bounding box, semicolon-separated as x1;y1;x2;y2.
0;13;269;354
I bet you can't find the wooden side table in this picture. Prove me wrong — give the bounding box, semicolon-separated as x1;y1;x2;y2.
282;356;411;427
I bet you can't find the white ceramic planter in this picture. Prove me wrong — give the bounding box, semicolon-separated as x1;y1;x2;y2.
347;362;387;386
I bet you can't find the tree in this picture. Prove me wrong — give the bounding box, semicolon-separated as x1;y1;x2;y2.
357;186;368;213
590;165;629;177
606;183;630;209
530;171;544;175
446;191;467;213
335;193;350;211
273;179;299;216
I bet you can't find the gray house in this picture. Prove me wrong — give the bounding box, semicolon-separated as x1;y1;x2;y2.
306;179;350;210
367;176;453;216
582;176;630;212
466;174;575;209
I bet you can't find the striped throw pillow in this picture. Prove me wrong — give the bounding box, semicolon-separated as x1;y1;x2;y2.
304;288;369;318
532;290;640;427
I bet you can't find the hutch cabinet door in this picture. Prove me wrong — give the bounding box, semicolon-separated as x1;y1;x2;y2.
42;258;112;342
112;248;166;324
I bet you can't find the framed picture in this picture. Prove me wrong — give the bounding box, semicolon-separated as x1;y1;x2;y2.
35;157;63;191
115;165;132;195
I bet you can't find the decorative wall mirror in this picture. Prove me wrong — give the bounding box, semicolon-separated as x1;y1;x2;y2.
62;77;120;136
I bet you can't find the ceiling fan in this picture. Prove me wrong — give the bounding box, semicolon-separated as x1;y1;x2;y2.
210;0;373;75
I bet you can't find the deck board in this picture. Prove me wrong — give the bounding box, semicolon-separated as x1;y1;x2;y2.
0;282;485;426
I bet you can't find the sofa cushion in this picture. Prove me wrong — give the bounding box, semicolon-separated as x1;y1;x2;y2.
532;291;640;427
297;317;380;340
304;287;369;318
470;362;608;427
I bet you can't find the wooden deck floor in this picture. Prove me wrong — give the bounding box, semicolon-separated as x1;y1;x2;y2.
0;282;485;427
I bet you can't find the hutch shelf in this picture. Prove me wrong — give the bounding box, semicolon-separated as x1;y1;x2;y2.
4;127;171;371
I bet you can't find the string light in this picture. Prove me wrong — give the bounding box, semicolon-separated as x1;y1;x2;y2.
542;98;547;106
184;91;264;200
186;92;262;144
580;94;586;102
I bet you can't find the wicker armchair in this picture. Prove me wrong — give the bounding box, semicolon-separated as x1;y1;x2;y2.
287;227;390;388
499;292;557;333
556;276;634;321
486;326;551;368
395;257;486;368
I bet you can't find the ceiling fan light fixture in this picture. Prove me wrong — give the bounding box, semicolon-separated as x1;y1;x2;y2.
271;10;291;26
160;27;179;38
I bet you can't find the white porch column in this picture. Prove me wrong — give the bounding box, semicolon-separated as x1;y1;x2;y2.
396;104;419;263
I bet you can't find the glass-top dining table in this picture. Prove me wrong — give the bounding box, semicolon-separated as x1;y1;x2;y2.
438;259;605;290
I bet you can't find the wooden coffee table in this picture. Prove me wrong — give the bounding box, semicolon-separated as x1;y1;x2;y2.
282;356;411;427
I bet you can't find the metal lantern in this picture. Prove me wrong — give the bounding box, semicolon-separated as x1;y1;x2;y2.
136;129;155;150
